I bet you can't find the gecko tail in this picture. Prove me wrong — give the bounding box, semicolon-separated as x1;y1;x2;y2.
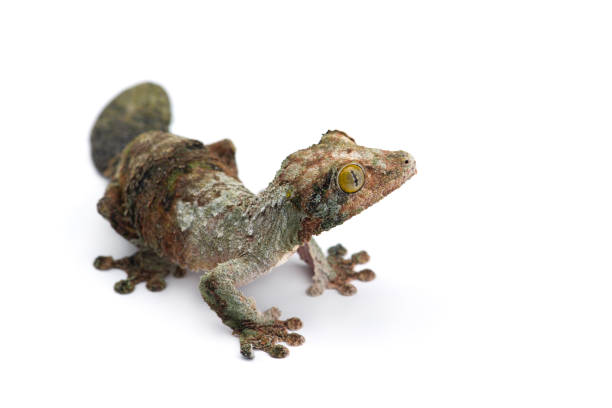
90;82;171;177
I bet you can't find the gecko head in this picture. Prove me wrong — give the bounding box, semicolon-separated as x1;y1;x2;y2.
276;130;416;238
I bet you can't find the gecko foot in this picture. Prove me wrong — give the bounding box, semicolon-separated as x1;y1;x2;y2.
322;244;376;296
235;317;305;359
93;250;185;294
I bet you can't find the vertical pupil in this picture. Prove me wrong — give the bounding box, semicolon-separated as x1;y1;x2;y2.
350;170;359;186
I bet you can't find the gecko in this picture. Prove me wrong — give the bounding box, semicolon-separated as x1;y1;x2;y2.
91;82;417;359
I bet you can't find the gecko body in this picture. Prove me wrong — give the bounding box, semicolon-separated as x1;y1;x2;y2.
92;83;417;358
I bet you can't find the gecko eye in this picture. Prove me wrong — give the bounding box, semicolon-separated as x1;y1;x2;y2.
337;163;365;193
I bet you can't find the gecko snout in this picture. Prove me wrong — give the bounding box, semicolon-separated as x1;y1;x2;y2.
396;151;417;178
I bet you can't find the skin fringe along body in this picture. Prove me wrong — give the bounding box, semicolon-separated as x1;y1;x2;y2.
91;82;417;359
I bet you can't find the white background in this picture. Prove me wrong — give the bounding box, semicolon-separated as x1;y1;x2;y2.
1;1;611;407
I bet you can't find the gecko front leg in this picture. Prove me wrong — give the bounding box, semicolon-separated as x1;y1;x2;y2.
199;257;305;359
298;238;376;296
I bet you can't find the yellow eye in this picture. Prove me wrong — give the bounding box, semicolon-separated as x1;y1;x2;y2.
337;163;365;193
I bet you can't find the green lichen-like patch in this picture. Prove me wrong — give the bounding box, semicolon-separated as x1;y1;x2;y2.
166;168;186;191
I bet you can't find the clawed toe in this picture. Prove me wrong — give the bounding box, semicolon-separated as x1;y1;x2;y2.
263;306;282;320
114;279;135;294
267;345;289;359
351;251;370;265
307;278;327;296
337;283;357;296
146;276;167;291
93;256;114;270
285;332;305;346
283;317;302;330
356;269;376;282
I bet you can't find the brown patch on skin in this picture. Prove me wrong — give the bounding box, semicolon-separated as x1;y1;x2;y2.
207;139;238;179
298;217;322;243
96;182;139;241
297;244;314;269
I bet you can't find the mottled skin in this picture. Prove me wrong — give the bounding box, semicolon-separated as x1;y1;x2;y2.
92;83;417;359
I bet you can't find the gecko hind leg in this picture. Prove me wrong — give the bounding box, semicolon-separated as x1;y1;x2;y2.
298;239;376;296
93;249;186;294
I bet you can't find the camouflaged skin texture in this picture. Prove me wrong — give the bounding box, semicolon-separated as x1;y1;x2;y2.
92;82;417;359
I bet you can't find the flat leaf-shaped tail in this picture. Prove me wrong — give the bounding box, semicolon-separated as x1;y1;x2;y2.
90;82;171;177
